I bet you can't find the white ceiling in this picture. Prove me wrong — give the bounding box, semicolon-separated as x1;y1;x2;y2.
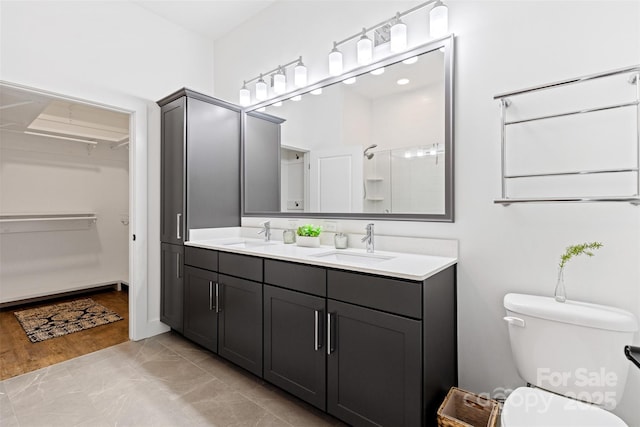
133;0;276;41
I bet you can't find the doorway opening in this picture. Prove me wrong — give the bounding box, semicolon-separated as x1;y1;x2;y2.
0;83;134;378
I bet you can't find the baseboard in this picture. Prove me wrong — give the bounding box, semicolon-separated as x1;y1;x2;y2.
0;282;125;309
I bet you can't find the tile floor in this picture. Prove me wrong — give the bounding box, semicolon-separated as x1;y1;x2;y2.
0;331;344;427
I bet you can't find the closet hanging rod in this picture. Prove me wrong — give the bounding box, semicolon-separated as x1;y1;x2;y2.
494;65;639;99
504;167;639;179
505;100;638;126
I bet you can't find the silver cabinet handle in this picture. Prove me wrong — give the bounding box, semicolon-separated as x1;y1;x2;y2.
314;310;319;351
176;213;182;240
215;282;220;313
209;281;214;311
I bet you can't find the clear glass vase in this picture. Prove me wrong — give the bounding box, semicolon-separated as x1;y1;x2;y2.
554;267;567;303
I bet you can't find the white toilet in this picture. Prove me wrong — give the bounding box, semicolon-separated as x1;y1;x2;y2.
502;293;638;427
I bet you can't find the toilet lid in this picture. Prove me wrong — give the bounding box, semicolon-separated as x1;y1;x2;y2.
501;387;627;427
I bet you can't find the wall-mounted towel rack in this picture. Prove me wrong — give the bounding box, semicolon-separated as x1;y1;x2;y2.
494;65;640;206
0;213;97;233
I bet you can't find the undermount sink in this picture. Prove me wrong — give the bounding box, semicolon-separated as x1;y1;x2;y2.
222;239;278;248
311;250;395;265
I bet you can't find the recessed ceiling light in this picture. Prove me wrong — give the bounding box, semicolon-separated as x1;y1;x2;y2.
370;67;385;76
272;101;283;107
343;77;357;85
257;107;266;112
403;56;418;65
290;95;302;101
397;78;410;85
310;88;323;95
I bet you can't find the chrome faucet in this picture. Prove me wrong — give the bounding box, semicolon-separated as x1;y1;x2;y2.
361;223;374;253
258;220;271;241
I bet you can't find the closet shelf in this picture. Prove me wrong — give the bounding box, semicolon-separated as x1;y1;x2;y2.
0;213;97;233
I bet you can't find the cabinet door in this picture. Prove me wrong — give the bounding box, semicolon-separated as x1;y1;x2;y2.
186;98;240;232
160;243;184;332
218;274;263;376
183;266;218;353
160;98;185;244
264;285;326;410
327;300;422;427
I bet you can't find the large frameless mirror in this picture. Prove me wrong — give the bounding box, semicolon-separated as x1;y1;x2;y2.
242;35;454;221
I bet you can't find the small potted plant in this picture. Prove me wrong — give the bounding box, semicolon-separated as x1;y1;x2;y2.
296;224;322;248
555;241;602;302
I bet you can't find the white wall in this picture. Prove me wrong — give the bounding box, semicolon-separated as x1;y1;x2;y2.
215;1;640;424
0;1;216;339
0;134;128;302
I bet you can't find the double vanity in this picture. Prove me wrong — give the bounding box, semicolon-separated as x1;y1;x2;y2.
162;229;458;427
158;35;458;426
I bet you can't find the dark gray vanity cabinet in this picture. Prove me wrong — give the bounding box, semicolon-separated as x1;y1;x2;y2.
158;88;241;241
183;247;219;352
160;243;184;333
263;285;327;410
217;273;263;377
158;89;241;333
325;268;456;427
263;260;328;410
217;253;264;377
160;97;185;245
326;300;421;427
183;266;218;352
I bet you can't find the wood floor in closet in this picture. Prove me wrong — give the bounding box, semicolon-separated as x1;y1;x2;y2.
0;289;129;380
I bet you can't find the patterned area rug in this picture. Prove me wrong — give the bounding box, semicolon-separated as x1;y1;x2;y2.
14;298;123;343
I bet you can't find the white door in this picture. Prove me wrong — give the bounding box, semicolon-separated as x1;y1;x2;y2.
309;146;363;212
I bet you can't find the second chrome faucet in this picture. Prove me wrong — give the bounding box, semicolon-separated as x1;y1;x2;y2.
258;220;271;241
361;223;374;253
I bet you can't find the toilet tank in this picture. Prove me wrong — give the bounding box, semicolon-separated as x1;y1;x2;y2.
503;293;638;410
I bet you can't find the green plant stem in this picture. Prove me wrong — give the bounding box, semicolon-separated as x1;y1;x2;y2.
559;242;603;269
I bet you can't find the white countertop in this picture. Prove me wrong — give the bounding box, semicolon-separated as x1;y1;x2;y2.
186;237;457;281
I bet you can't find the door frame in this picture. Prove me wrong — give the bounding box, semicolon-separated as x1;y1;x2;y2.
0;80;167;341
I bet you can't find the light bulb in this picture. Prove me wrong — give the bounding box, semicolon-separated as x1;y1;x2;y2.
343;77;357;85
390;14;407;53
294;57;307;87
273;68;286;94
370;67;385;76
430;0;448;38
310;88;323;95
255;75;267;101
397;78;410;85
239;83;250;106
329;42;343;76
356;28;373;65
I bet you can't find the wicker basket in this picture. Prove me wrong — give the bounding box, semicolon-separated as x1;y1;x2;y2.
437;387;499;427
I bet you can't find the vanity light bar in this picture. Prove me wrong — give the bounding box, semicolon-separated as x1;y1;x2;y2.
238;1;449;106
328;0;448;71
239;56;307;106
